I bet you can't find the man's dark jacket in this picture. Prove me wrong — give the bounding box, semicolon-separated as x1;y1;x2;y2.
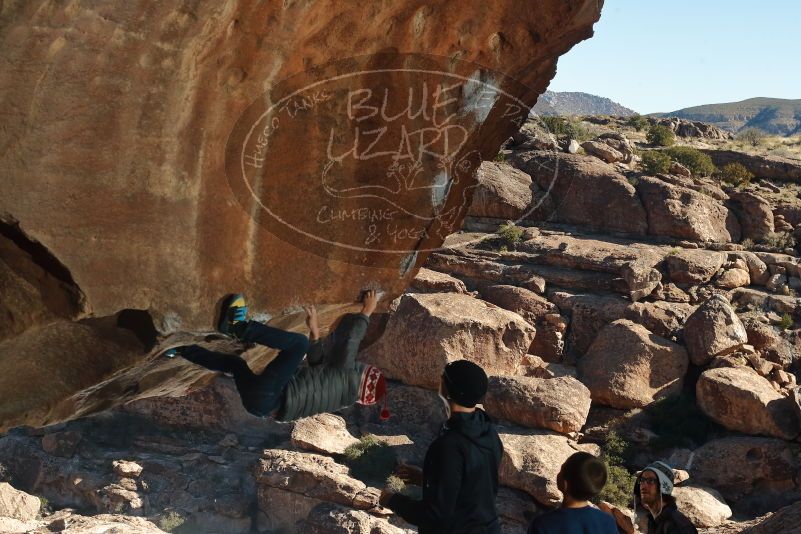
387;409;503;533
277;313;368;421
645;498;697;534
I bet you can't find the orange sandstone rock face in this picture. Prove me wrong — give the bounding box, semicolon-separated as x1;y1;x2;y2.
0;0;602;330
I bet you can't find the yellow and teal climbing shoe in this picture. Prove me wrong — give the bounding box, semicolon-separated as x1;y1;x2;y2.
218;293;248;337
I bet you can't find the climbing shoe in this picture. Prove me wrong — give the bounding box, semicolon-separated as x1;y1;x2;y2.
218;293;248;337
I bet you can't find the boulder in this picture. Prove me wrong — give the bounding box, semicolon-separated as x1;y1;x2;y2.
637;177;741;243
468;162;535;220
697;367;800;440
0;320;144;432
551;292;629;359
0;483;40;521
581;141;625;163
298;503;411;534
409;268;469;294
622;301;695;339
672;485;732;528
510;152;648;235
691;437;801;515
291;414;359;456
715;268;750;289
729;251;771;286
498;428;596;507
665;249;726;285
620;260;662;302
729;190;775;242
478;284;557;324
578;320;689;409
742;500;801;534
702;149;801;183
567;139;580;154
0;0;603;330
112;461;143;479
484;375;591;434
477;284;564;361
683;295;747;366
255;450;379;531
669;161;691;177
361;293;535;390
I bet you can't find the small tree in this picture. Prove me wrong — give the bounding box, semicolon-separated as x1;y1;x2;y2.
626;114;650;131
646;125;676;147
738;128;766;147
717;162;754;187
641;150;672;174
664;146;717;177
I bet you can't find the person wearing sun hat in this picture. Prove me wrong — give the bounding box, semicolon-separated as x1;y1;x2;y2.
380;359;503;534
633;461;697;534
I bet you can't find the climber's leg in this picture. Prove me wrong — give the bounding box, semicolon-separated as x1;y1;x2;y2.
239;321;310;415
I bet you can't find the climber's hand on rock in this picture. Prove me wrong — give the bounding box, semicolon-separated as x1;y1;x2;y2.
394;463;424;486
360;289;379;317
303;305;320;340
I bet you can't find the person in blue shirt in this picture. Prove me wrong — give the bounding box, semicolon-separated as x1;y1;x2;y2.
528;452;618;534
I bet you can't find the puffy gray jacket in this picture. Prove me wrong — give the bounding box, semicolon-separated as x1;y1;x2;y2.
277;313;369;422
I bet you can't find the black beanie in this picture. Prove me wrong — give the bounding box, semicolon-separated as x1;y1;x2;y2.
442;360;488;407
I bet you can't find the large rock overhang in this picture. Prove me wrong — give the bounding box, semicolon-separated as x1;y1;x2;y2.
0;0;603;331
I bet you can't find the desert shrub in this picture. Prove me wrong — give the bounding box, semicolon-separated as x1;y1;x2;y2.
158;511;186;532
738;128;766;147
627;114;650;131
498;221;524;247
494;152;506;162
640;150;672;174
646;394;722;450
779;313;794;331
344;435;398;486
717;162;754;187
664;146;717;177
597;430;636;508
762;231;796;249
598;464;636;508
385;474;423;499
539;116;592;141
646;125;675;147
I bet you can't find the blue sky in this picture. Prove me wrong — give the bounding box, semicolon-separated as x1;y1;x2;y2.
548;1;801;114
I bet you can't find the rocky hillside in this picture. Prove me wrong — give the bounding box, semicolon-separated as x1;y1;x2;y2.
4;115;801;533
533;90;636;117
653;97;801;136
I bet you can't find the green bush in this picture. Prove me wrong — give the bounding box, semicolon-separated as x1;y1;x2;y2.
158;511;185;532
717;162;754;187
493;152;506;162
738;128;766;147
539;116;592;142
779;313;793;331
646;394;722;449
598;464;636;508
763;231;796;249
343;435;398;486
640;150;672;174
498;221;524;247
626;114;650;131
646;125;676;147
597;430;636;508
663;146;717;177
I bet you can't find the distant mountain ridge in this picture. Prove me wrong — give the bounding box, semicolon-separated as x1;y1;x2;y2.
652;97;801;136
532;91;636;117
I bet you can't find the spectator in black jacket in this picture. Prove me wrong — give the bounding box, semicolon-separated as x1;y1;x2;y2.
634;461;697;534
380;360;503;533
